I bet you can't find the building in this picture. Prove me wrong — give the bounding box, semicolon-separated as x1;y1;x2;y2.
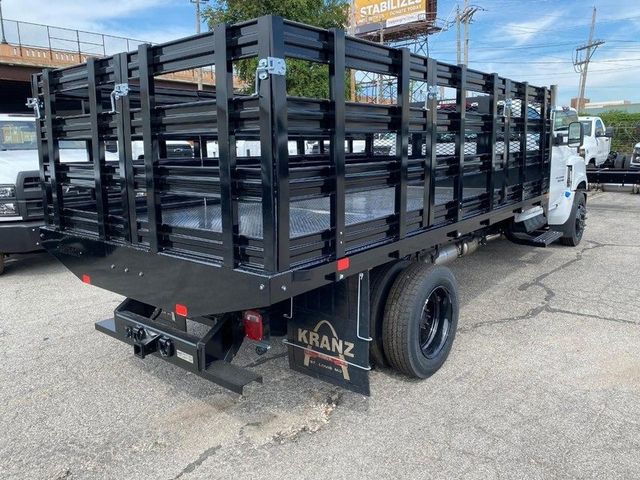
581;100;640;115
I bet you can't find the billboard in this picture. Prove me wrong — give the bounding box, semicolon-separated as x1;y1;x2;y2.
353;0;436;36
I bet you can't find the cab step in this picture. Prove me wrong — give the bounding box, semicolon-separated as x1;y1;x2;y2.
508;229;563;247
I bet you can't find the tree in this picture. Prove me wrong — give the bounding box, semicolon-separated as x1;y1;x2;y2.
203;0;350;98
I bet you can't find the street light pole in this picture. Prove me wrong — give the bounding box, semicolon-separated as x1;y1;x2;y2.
191;0;209;90
0;0;8;45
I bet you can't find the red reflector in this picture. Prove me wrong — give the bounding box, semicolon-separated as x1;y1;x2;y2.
243;310;264;341
337;257;350;271
82;274;91;284
175;304;188;317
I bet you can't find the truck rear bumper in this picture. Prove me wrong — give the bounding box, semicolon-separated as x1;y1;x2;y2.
0;220;43;254
96;298;262;394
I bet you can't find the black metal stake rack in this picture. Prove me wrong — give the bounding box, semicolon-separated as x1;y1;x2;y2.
32;16;552;394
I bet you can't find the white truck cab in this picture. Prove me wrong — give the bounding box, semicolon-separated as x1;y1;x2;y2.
630;142;640;170
0;114;116;274
514;104;588;245
578;115;613;167
547;112;588;230
0;114;47;273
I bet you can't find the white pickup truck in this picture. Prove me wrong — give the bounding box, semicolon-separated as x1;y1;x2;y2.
0;114;119;274
578;115;613;167
630;142;640;169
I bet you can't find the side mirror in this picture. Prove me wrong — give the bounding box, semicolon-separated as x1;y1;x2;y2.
567;122;584;149
605;126;614;138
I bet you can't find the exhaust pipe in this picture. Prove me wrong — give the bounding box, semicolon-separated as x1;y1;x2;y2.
432;234;501;266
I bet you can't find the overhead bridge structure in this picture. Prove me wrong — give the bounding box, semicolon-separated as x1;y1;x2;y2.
0;19;217;113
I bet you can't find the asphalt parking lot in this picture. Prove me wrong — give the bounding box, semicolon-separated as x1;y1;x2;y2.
1;190;639;480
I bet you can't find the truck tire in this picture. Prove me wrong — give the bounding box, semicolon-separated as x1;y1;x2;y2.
614;156;625;170
382;263;459;378
560;192;587;247
369;260;411;367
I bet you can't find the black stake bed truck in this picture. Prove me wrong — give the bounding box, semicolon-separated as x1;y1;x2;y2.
31;16;587;395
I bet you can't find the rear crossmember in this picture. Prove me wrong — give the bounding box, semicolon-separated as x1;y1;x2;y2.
96;299;262;394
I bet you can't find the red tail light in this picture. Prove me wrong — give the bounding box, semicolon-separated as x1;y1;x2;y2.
175;304;188;317
337;257;350;272
243;310;264;341
82;274;91;284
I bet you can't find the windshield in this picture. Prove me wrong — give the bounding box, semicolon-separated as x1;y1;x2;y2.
553;110;579;131
580;121;593;136
0;120;86;153
0;121;37;151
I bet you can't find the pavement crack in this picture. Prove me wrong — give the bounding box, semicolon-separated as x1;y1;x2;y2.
458;304;547;333
546;306;638;326
172;446;221;480
517;241;604;295
460;242;614;333
242;351;287;369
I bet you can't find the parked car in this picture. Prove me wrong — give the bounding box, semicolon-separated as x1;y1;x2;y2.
579;116;613;167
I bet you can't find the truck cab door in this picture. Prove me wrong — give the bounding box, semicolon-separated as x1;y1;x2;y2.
549;141;569;212
594;119;608;164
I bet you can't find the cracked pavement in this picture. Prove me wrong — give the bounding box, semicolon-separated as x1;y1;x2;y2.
1;191;639;479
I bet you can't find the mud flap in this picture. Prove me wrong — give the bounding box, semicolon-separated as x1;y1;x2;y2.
285;271;371;395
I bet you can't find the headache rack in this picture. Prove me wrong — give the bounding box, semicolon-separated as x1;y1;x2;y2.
33;16;551;317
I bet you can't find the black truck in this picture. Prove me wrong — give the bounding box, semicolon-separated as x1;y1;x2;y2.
31;16;587;395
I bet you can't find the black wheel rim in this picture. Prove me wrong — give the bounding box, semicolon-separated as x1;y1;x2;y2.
575;203;586;239
419;287;453;359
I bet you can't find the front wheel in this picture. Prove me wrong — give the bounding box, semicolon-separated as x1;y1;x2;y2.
382;263;459;378
560;192;587;247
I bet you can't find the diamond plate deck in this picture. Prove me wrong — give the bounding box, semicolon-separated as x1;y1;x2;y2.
153;186;477;239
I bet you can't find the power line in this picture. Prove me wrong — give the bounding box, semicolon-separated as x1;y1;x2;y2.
455;1;484;65
573;7;604;109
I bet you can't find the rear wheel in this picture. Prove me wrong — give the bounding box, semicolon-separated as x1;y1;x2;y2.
382;263;459;378
614;155;625;170
560;192;587;246
369;260;411;367
0;254;4;275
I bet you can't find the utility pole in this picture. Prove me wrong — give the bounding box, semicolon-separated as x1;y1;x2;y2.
455;1;483;66
348;0;356;101
456;4;461;65
573;7;604;111
0;0;7;45
463;0;469;66
191;0;209;90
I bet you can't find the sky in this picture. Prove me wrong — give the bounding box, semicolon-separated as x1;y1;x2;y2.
1;0;638;105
